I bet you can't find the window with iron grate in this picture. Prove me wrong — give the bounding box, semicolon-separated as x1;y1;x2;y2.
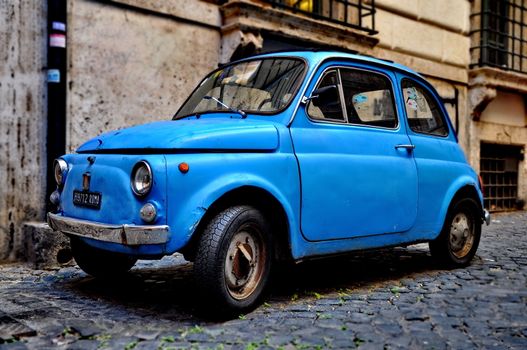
471;0;527;73
264;0;377;35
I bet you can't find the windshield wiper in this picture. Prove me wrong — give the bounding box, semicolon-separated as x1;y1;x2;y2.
203;96;247;119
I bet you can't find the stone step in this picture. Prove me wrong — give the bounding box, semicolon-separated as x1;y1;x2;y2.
22;222;72;270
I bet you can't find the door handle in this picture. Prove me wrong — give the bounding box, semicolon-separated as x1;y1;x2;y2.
395;144;416;150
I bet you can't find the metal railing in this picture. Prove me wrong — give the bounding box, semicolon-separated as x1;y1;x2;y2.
264;0;377;35
470;0;527;74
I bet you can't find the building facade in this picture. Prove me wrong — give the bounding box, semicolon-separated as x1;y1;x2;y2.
0;0;525;261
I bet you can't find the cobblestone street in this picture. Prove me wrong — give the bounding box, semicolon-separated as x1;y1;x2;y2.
0;212;525;349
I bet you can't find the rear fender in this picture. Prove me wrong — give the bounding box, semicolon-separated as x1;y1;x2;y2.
433;175;483;239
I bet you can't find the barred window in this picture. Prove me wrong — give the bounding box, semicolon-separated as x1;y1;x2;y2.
471;0;527;73
265;0;376;34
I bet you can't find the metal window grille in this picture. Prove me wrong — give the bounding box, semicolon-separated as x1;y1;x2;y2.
264;0;377;35
480;143;522;211
470;0;527;73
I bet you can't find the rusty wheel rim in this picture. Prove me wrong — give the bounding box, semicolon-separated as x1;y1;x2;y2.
449;212;474;259
224;225;266;300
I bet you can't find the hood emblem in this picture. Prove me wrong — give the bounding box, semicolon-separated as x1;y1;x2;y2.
87;156;96;165
82;172;91;191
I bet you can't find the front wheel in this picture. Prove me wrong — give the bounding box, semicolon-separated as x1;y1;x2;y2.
71;238;137;278
429;197;482;266
193;205;272;315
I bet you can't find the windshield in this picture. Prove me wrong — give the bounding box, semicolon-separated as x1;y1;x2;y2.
174;58;306;118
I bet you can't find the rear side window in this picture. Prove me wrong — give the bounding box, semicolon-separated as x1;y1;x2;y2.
340;69;397;128
402;79;448;137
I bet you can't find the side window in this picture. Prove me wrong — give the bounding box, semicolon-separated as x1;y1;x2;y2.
402;79;448;137
307;70;345;122
340;69;397;128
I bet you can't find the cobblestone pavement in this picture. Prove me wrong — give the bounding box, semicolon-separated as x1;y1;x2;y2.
0;212;526;350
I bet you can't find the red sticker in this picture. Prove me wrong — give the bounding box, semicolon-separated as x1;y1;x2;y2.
50;34;66;48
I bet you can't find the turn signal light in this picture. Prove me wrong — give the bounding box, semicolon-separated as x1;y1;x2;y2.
178;162;189;174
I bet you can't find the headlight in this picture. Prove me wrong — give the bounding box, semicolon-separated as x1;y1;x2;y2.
54;159;68;186
131;161;153;196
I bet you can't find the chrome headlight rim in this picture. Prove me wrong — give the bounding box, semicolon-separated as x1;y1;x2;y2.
131;160;153;197
54;158;68;187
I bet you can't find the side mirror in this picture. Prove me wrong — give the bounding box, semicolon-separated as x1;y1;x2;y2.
309;85;339;108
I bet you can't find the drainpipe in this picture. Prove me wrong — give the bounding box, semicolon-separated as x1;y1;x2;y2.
46;0;67;212
442;86;459;136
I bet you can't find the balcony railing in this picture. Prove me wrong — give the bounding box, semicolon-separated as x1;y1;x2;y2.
264;0;377;35
470;0;527;74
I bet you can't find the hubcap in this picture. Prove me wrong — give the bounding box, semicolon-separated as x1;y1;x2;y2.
224;227;266;300
449;212;474;258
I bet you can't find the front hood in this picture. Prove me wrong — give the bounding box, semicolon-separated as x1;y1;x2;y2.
76;117;280;153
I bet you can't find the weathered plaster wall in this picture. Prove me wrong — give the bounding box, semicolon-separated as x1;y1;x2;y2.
373;0;471;84
66;0;221;151
480;91;527;127
0;1;47;260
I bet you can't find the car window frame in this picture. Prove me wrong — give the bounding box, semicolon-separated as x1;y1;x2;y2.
400;77;450;138
306;69;347;123
306;65;400;131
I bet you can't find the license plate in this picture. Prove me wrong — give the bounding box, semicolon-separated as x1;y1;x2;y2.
73;190;102;209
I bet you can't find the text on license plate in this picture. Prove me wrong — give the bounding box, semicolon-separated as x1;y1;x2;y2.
73;190;102;209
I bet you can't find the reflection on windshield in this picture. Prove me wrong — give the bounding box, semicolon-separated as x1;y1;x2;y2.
175;58;305;118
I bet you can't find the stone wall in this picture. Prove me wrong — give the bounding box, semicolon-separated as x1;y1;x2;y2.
0;1;48;260
373;0;471;83
371;0;472;156
66;0;221;151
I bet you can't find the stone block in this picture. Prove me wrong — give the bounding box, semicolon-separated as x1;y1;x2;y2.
376;0;419;18
418;0;470;33
442;30;470;66
22;221;73;270
377;9;443;62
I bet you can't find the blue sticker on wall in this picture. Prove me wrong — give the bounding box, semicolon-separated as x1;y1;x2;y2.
47;69;60;83
52;21;66;32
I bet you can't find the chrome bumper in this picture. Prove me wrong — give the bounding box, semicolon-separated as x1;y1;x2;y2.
483;209;491;226
47;213;169;246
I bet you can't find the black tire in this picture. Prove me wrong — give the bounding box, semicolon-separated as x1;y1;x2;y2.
429;197;482;267
70;238;137;278
193;205;273;316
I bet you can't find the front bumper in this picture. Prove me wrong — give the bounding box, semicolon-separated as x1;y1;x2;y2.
47;213;169;246
483;209;491;226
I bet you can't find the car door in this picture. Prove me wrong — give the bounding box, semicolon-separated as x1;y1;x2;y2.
397;74;464;232
290;63;419;241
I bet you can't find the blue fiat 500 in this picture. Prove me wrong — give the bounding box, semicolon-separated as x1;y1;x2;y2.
48;51;490;313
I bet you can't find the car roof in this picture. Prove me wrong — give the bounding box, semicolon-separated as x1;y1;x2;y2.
240;50;423;79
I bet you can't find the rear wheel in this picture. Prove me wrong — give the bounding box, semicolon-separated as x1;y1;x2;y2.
429;197;482;266
193;205;272;315
71;238;137;278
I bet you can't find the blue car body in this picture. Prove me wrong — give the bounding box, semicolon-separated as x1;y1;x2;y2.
49;51;485;262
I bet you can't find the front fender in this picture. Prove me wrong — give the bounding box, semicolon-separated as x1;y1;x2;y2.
163;153;301;254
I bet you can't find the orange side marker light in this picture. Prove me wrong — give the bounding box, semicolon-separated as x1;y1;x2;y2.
178;162;189;174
